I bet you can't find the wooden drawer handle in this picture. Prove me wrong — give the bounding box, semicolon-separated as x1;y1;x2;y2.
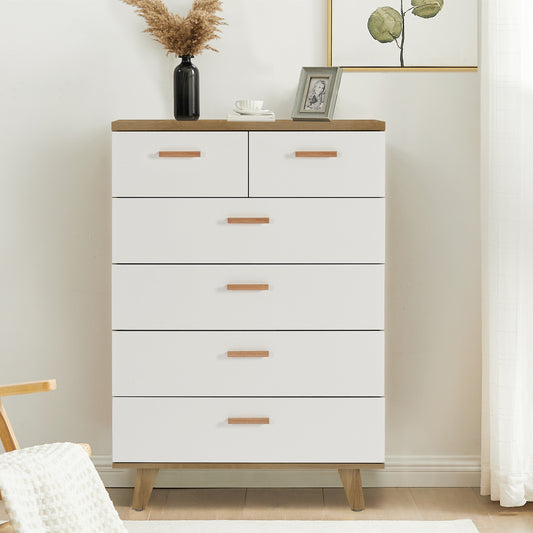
295;151;338;158
227;350;270;358
158;151;201;158
227;284;269;291
227;217;270;224
228;417;270;425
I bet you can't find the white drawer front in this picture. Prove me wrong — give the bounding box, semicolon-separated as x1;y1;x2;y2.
112;198;385;263
112;132;247;197
249;132;385;197
112;265;384;330
112;331;384;397
113;397;385;463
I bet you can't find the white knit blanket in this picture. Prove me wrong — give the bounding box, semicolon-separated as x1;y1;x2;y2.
0;442;126;533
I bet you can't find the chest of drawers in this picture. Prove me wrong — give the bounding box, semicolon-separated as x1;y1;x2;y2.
111;119;386;512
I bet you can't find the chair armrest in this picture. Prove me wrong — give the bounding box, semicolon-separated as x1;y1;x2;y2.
78;443;92;458
0;380;56;398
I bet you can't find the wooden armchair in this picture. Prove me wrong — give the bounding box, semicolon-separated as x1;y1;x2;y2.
0;380;91;532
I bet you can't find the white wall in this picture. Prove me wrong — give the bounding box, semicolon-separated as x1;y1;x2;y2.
0;0;480;483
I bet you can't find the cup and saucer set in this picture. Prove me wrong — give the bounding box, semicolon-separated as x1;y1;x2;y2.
227;99;275;121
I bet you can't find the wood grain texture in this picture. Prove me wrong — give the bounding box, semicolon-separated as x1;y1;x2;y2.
227;217;270;224
0;399;19;453
243;488;325;520
295;151;338;158
226;351;270;358
108;487;533;531
323;486;421;520
158;151;201;158
0;379;56;397
106;487;153;520
132;468;159;511
226;284;269;291
227;418;270;425
339;468;365;511
152;488;246;520
111;119;386;132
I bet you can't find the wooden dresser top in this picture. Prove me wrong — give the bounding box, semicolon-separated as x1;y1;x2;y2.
111;119;386;132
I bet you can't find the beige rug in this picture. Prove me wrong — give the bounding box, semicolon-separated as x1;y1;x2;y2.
123;520;479;532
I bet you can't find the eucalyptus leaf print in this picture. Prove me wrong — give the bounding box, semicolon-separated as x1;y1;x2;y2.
368;0;445;66
412;0;444;18
368;7;403;43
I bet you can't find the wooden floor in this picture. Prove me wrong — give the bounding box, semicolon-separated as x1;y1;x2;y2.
112;488;532;532
2;488;533;532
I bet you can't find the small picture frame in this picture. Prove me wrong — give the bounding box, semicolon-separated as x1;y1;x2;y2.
292;67;343;121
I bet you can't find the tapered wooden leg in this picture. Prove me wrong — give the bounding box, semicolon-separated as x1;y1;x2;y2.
338;468;365;511
0;399;20;453
131;468;159;511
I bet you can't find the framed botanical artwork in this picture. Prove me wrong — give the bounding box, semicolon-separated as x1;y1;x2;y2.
292;67;343;121
327;0;478;71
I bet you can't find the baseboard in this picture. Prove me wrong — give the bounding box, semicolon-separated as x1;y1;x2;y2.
95;455;480;488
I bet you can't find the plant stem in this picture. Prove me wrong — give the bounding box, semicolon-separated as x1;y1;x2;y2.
400;0;405;67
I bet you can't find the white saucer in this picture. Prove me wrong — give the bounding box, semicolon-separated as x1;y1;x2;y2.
233;108;273;116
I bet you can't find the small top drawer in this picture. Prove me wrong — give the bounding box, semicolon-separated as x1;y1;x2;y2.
249;131;385;197
112;131;248;197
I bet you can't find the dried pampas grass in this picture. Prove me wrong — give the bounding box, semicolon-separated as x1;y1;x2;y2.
120;0;225;57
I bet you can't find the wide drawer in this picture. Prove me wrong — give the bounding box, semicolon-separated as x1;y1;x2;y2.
112;132;248;197
112;331;384;397
112;198;385;263
112;265;384;330
112;397;385;463
249;132;385;197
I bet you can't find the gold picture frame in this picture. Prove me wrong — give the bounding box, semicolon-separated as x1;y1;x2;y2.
327;0;478;72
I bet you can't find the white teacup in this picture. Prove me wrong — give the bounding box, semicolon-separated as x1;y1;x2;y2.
235;99;264;113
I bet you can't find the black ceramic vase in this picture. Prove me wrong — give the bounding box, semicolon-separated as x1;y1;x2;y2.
173;55;199;121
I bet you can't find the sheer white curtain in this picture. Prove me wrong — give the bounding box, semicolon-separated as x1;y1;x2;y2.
481;0;533;507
